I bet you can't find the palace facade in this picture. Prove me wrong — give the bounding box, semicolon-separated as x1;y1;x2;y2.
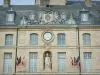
0;0;100;75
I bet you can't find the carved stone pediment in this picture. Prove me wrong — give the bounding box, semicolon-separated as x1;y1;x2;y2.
42;10;53;24
19;10;76;25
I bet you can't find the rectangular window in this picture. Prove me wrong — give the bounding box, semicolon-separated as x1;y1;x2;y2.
84;52;92;72
5;34;13;46
30;33;38;45
83;33;91;46
58;52;66;72
57;33;66;46
4;53;12;73
29;52;38;72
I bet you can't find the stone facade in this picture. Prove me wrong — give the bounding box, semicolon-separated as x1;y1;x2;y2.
0;26;100;75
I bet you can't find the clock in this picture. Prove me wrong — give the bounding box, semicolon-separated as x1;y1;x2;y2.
42;31;54;43
43;32;52;41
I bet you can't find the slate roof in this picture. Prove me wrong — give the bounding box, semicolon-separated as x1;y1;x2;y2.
0;1;100;26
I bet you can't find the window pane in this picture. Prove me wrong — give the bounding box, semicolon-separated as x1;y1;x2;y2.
84;52;92;72
57;33;66;46
83;33;91;46
5;34;13;46
29;52;38;72
7;14;14;22
4;53;12;73
58;52;66;72
30;33;38;45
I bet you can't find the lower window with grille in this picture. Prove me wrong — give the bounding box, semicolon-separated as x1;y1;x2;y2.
29;52;38;72
4;53;12;73
84;52;92;72
58;52;66;72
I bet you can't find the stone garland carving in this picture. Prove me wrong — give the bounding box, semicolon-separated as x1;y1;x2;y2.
19;11;76;25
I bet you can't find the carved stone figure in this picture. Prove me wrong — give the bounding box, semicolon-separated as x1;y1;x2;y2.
59;13;67;24
20;16;27;25
45;53;51;70
67;14;76;24
61;13;66;20
53;12;59;24
28;12;39;24
54;12;59;20
29;13;35;20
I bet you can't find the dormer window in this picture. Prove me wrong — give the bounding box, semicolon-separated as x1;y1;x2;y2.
80;8;90;24
6;8;15;25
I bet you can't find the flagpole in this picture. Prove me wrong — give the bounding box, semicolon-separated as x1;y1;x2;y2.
77;25;81;75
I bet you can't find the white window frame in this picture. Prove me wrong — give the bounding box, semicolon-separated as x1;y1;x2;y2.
84;52;92;72
58;52;66;72
29;52;38;72
4;53;12;73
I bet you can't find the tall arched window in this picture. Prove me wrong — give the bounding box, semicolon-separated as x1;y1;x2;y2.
83;33;91;46
5;34;13;46
30;33;38;45
57;33;66;46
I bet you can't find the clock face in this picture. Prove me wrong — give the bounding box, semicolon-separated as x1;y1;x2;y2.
43;32;52;41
